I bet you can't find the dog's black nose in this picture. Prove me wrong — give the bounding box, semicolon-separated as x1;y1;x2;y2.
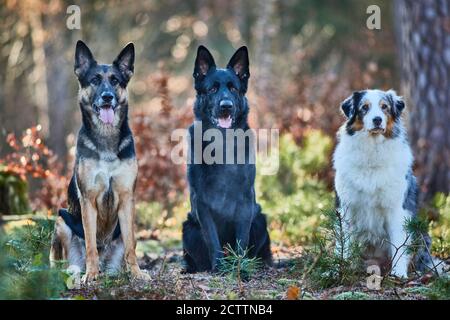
220;100;233;110
101;93;114;103
373;117;382;126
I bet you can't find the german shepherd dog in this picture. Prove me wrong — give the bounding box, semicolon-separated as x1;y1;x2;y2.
49;41;148;283
182;46;272;272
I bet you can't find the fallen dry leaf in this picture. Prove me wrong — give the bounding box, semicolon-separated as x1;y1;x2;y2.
287;285;300;300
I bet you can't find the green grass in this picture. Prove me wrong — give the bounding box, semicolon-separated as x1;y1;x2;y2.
403;276;450;300
101;272;133;289
257;130;334;245
0;218;67;299
425;275;450;300
302;208;365;289
334;291;370;300
429;193;450;258
218;242;263;282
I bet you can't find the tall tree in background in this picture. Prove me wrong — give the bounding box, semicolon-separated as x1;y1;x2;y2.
395;0;450;202
253;0;278;127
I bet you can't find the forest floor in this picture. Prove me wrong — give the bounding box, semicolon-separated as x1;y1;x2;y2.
61;240;441;300
2;218;448;300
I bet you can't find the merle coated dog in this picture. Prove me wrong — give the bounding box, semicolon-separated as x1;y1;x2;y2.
49;41;149;283
334;89;446;277
182;46;272;273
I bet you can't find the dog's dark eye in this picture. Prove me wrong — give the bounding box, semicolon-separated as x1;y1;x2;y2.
110;76;119;86
90;77;101;86
381;103;388;110
229;84;238;93
361;104;369;112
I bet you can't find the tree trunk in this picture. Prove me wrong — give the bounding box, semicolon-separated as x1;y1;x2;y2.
44;5;73;161
395;0;450;202
27;0;49;137
252;0;279;127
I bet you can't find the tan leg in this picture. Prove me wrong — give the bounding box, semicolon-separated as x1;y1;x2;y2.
118;194;149;280
80;199;100;284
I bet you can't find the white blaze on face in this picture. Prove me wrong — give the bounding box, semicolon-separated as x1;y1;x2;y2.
359;90;388;131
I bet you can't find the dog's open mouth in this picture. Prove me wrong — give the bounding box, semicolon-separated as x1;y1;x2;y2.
217;115;232;129
98;105;115;125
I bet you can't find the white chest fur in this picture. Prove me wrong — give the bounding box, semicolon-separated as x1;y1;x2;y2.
76;156;137;210
333;127;413;244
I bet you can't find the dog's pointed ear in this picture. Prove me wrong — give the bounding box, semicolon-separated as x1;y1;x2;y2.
74;40;96;78
113;43;135;82
341;91;362;119
193;45;216;79
227;46;250;92
386;89;405;118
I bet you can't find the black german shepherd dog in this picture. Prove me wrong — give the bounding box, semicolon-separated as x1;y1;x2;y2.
50;41;148;283
182;46;272;272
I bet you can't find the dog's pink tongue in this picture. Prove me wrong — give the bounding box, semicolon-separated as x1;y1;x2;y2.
99;108;114;124
218;116;232;129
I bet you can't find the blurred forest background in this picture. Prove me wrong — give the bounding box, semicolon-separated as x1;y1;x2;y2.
0;0;400;215
0;0;449;299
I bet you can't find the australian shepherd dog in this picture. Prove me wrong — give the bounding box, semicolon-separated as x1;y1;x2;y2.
333;89;444;278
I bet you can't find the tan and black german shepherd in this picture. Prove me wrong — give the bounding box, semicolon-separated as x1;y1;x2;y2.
49;41;149;283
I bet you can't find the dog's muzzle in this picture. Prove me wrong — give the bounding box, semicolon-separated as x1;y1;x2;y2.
93;92;118;125
369;116;385;134
216;100;234;129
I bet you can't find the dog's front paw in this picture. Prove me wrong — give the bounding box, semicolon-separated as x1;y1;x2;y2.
81;269;99;285
130;267;151;281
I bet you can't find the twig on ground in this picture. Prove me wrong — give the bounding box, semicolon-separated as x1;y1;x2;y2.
301;248;323;282
381;235;411;286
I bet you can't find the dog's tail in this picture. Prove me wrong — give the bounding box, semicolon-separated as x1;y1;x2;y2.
413;234;449;276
